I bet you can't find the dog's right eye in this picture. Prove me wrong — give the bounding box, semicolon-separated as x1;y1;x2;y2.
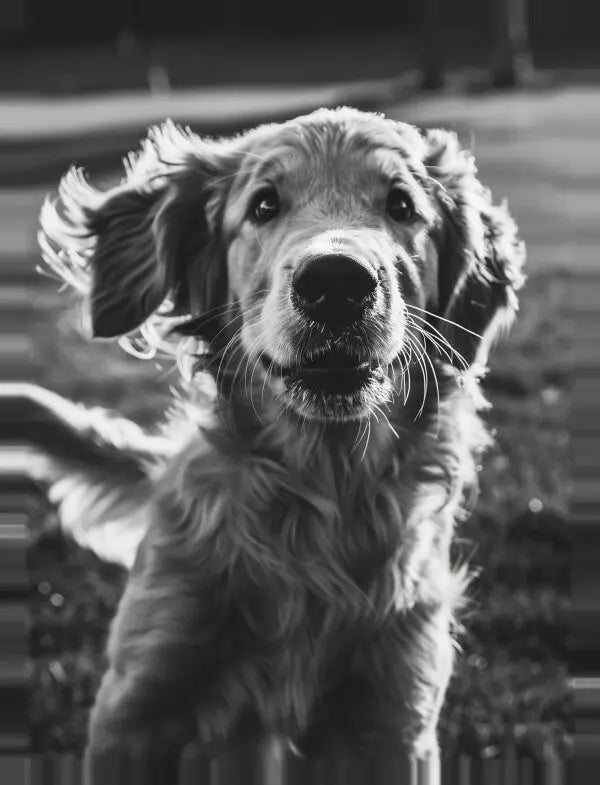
250;188;280;223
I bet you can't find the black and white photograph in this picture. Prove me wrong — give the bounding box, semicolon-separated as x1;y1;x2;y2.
1;1;592;783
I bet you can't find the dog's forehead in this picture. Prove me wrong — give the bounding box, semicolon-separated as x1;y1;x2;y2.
241;110;425;185
282;108;423;150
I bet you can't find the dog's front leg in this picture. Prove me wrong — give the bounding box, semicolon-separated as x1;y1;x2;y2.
299;602;453;775
85;668;192;784
84;541;223;782
368;601;454;771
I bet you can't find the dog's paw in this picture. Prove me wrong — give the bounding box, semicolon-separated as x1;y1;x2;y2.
85;720;190;785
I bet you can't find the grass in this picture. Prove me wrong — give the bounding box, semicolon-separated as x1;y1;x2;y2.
26;266;571;757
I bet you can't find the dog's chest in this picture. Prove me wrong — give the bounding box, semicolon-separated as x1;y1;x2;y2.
169;422;461;734
209;455;412;726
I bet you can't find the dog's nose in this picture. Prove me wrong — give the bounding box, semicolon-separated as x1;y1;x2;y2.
292;255;378;328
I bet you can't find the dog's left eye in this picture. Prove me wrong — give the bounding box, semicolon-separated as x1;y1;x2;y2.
386;188;415;223
250;188;280;223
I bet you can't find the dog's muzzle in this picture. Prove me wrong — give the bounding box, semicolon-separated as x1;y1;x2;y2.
259;254;397;418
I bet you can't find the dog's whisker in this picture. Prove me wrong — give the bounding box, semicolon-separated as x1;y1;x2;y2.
247;341;271;425
406;317;454;364
210;324;249;429
396;342;412;406
175;306;264;384
209;333;241;381
419;347;442;434
359;415;372;464
405;303;484;341
349;418;364;455
404;330;428;419
242;326;268;393
413;340;430;419
228;329;258;401
405;313;470;372
403;349;412;405
191;315;246;368
198;300;264;346
249;360;267;426
406;324;453;388
261;355;275;409
214;323;248;387
417;171;453;200
372;404;400;440
174;290;269;338
241;324;277;423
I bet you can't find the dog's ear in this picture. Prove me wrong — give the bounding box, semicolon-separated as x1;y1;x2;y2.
39;122;238;338
422;129;526;368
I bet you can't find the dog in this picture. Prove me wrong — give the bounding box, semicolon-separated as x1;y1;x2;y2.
26;107;525;780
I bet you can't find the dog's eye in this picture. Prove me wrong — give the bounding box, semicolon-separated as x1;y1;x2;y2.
250;188;280;223
386;189;414;223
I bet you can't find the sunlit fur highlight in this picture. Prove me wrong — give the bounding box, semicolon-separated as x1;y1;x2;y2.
33;108;525;774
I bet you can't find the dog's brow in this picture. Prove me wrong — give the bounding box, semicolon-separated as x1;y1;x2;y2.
250;150;292;184
375;143;419;165
376;158;409;183
372;147;422;187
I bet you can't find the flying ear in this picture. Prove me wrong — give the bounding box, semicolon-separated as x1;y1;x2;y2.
422;129;526;368
39;122;237;339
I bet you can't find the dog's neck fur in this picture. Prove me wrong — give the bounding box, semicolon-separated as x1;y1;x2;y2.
159;362;486;592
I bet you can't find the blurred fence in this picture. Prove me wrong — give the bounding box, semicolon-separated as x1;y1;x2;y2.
4;745;568;785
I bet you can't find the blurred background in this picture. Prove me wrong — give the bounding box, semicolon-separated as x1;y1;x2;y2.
2;0;595;780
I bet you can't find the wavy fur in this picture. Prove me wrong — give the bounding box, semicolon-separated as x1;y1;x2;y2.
32;108;525;776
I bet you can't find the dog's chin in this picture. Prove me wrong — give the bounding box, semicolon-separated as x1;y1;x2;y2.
286;377;391;422
260;349;393;422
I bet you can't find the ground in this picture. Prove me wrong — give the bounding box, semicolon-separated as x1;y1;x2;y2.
9;73;582;760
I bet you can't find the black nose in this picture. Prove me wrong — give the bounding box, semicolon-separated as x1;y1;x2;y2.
292;255;378;328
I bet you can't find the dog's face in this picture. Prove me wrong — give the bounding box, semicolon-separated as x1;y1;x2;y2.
222;117;440;420
40;108;525;422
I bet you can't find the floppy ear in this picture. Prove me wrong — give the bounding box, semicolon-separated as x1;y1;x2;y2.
39;122;237;338
422;129;526;369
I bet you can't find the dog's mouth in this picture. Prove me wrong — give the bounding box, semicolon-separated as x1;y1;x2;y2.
262;348;381;392
259;347;392;418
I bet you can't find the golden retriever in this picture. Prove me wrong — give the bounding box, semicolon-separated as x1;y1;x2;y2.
28;107;525;781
